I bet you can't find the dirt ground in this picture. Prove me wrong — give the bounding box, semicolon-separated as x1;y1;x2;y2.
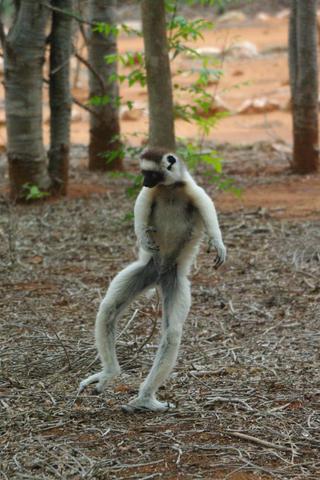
1;6;320;480
1;141;320;479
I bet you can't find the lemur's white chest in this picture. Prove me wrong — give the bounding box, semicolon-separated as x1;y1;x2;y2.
149;186;203;256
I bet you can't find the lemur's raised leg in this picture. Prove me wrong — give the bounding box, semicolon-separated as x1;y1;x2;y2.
80;258;158;393
122;265;191;412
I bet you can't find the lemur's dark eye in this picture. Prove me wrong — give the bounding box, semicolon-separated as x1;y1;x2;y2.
167;155;176;170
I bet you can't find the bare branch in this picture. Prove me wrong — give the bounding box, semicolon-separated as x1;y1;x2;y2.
43;75;99;117
227;431;296;453
74;51;106;92
40;1;95;27
0;0;6;46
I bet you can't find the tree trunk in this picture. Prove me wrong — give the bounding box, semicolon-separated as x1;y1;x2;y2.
289;0;319;174
141;0;175;150
88;0;123;171
4;0;51;198
48;0;73;195
288;0;298;98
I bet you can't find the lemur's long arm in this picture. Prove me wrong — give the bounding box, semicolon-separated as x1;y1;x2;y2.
134;187;152;238
185;173;226;267
134;187;158;252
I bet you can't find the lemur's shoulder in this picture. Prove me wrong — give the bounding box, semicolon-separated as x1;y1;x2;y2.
183;172;207;203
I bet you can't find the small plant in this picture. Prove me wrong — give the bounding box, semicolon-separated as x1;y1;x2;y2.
23;184;49;201
107;170;143;199
177;142;242;196
106;143;145;198
177;142;222;172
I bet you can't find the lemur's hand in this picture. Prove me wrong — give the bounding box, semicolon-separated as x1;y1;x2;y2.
140;226;160;253
207;238;226;269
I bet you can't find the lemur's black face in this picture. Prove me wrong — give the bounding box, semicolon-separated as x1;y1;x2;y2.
142;170;164;188
140;147;181;188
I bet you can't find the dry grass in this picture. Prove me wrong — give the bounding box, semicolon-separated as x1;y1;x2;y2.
0;146;319;479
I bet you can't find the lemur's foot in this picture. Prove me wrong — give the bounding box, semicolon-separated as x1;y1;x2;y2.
121;396;175;413
79;369;120;393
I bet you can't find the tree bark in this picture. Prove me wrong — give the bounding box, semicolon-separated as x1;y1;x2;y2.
289;0;319;174
48;0;73;195
4;0;51;198
288;0;298;98
141;0;175;150
88;0;123;171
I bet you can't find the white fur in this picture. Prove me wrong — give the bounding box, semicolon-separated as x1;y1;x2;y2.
141;159;159;171
80;152;226;412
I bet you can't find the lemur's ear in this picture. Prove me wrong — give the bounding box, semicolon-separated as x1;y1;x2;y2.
166;154;177;170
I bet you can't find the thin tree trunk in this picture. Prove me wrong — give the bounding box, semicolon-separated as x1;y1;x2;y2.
88;0;122;171
141;0;175;150
288;0;298;99
289;0;319;174
4;0;50;198
48;0;73;195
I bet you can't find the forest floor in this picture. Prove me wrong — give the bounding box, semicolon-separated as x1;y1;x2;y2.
1;5;320;480
1;143;320;480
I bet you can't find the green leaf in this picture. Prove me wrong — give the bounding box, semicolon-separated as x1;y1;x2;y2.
93;22;119;37
23;183;49;201
200;153;223;173
88;95;110;106
123;211;134;222
105;53;118;64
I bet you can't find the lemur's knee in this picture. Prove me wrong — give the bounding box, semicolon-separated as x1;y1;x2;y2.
165;326;183;347
96;299;119;325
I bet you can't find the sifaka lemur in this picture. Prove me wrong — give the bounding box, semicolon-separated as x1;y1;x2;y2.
80;147;226;412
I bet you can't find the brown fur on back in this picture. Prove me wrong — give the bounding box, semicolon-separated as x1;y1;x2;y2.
141;147;172;164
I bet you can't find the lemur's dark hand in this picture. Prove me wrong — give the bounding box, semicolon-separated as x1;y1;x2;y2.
141;227;159;253
207;239;226;269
